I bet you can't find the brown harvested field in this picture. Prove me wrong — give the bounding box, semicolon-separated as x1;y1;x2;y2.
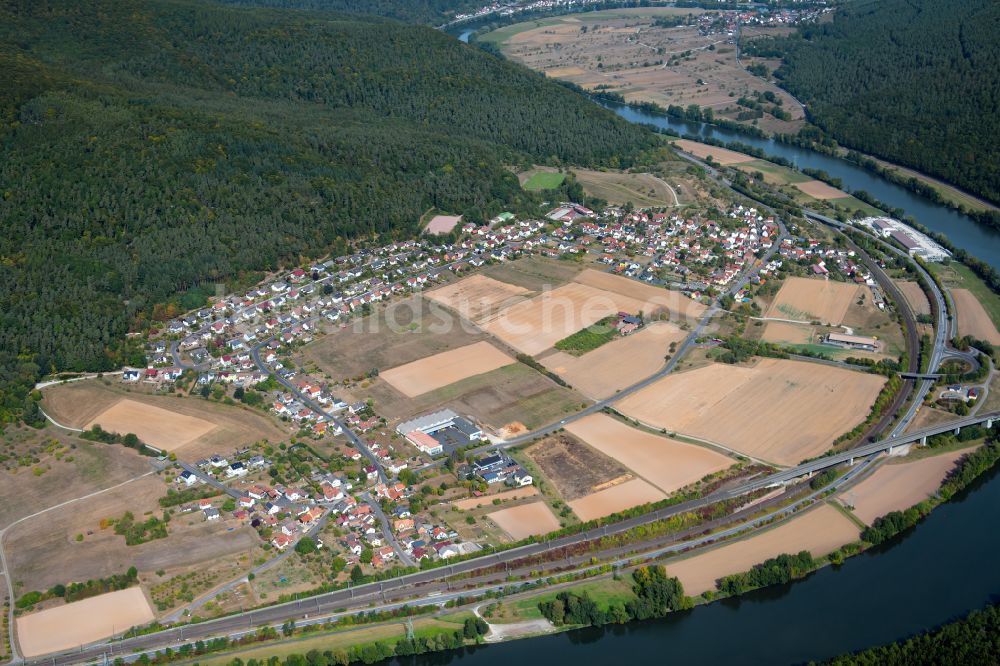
952;288;1000;344
568;478;666;521
760;320;814;345
526;433;630;501
766;276;862;325
301;295;490;378
481;282;629;355
673;140;753;166
894;280;932;316
379;341;515;397
5;473;260;593
16;587;155;657
794;179;847;200
42;381;287;460
492;13;803;134
482;255;583;292
617;358;886;466
664;504;859;595
565;414;732;494
573;269;707;321
838;448;973;525
451;486;539;511
361;362;585;433
424;275;530;324
424;214;462;235
540;322;687;399
571;168;680;207
86;399;216;451
486;500;562;540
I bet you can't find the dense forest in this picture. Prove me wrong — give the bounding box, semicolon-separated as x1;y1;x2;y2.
213;0;484;25
818;603;1000;665
748;0;1000;205
0;0;661;424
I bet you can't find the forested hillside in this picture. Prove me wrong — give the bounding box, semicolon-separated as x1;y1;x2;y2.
750;0;1000;205
0;0;659;424
213;0;483;25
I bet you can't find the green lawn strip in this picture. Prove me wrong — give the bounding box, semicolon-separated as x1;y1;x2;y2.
826;498;867;531
507;577;636;620
523;171;566;191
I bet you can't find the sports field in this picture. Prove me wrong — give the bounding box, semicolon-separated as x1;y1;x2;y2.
17;587;154;657
522;171;566;191
664;504;859;595
765;276;861;325
541;322;686;399
425;214;462;235
617;358;886;466
565;414;732;494
568;478;666;521
486;501;562;540
379;341;515;397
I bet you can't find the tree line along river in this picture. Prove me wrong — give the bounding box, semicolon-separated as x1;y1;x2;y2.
418;27;1000;665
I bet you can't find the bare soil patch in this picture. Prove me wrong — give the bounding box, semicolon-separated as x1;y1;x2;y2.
425;214;462;235
894;280;932;316
794;179;847;200
425;275;531;325
673;140;753;165
568;478;666;521
483;256;583;293
526;433;629;501
838;448;973;525
952;287;1000;344
665;504;859;595
43;381;287;461
573;269;706;321
486;501;561;540
540;322;686;399
380;341;515;397
17;587;154;657
565;414;732;494
617;358;886;466
766;276;862;325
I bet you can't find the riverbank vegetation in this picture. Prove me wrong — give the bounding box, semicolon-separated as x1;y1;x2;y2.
818;602;1000;665
748;0;1000;207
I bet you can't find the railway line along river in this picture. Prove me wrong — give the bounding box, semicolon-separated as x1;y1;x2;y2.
421;27;1000;664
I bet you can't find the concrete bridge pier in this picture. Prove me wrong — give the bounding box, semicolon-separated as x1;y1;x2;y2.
954;427;961;436
921;435;927;446
887;445;893;455
848;457;854;466
987;418;993;429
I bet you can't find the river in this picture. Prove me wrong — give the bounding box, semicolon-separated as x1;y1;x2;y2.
424;24;1000;665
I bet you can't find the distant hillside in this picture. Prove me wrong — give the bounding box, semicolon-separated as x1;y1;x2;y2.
0;0;659;423
212;0;483;25
750;0;1000;205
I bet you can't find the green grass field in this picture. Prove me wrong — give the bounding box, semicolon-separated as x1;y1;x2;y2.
523;171;566;191
554;318;617;354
